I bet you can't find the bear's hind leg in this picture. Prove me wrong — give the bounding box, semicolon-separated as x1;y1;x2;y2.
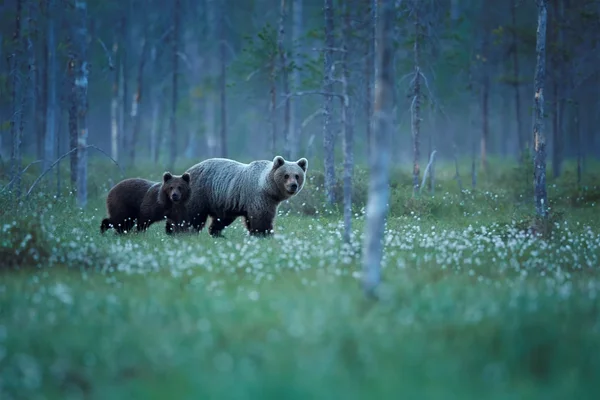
208;216;236;238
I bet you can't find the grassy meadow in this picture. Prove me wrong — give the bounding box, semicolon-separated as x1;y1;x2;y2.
1;155;600;399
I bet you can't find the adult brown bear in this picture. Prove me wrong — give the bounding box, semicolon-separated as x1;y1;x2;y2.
100;172;191;234
171;156;307;237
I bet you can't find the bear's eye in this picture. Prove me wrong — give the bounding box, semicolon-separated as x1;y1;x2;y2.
284;174;289;180
295;174;299;180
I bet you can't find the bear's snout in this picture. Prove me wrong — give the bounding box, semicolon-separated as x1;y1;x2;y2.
290;183;298;192
171;192;181;202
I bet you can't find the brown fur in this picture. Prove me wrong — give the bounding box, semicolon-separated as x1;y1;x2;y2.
100;172;191;234
171;156;307;237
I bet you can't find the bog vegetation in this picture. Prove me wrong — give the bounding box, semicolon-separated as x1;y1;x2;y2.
1;157;600;398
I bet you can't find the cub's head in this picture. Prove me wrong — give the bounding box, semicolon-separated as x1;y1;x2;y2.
271;156;308;199
161;171;191;204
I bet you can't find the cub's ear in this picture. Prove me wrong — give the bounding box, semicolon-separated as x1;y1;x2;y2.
272;156;285;170
182;172;191;183
163;172;173;182
297;158;308;172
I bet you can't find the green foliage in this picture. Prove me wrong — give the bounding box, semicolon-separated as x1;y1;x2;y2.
1;158;600;398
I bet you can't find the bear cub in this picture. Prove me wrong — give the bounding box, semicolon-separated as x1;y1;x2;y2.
100;171;191;234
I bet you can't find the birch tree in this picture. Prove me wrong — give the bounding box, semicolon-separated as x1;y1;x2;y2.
289;0;302;160
44;0;57;173
322;0;336;205
365;0;376;161
169;0;181;170
278;0;291;159
362;0;394;298
533;0;548;217
511;0;524;158
218;0;227;157
128;19;149;165
110;26;120;161
480;5;490;172
341;1;353;244
75;0;89;208
411;0;421;193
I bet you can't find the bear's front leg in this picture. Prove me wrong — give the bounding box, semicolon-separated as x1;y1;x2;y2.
245;211;275;237
208;216;236;238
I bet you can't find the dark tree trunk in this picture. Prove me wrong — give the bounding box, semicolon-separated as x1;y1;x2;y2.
533;0;548;217
9;0;23;202
511;0;524;159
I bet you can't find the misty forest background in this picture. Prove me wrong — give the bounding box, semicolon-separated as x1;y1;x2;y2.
1;0;599;208
2;0;600;398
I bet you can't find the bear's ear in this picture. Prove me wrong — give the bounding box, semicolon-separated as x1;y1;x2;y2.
182;172;191;183
163;172;173;182
272;156;285;170
297;158;308;172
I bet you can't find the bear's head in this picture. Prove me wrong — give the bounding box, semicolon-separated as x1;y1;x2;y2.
271;156;308;199
162;171;191;205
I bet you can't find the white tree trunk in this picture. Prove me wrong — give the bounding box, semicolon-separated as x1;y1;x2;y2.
290;0;302;160
322;0;335;204
44;0;57;172
533;0;548;217
278;0;291;159
204;0;217;157
342;2;353;244
362;0;395;298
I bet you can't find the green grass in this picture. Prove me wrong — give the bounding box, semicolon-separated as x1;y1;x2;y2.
1;157;600;399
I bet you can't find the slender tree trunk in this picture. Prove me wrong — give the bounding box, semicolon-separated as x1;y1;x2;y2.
411;0;421;193
511;0;524;159
111;30;120;161
551;0;564;178
480;12;490;173
575;102;581;186
365;0;375;163
362;0;394;298
219;2;227;158
342;2;353;244
75;0;89;208
290;0;302;160
118;11;129;161
269;56;277;155
149;86;161;163
169;0;180;170
323;0;336;204
68;52;78;186
44;0;57;172
129;31;148;165
10;0;23;202
278;0;291;159
204;0;217;157
533;0;548;218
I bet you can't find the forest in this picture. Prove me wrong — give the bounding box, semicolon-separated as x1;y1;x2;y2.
1;0;600;398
